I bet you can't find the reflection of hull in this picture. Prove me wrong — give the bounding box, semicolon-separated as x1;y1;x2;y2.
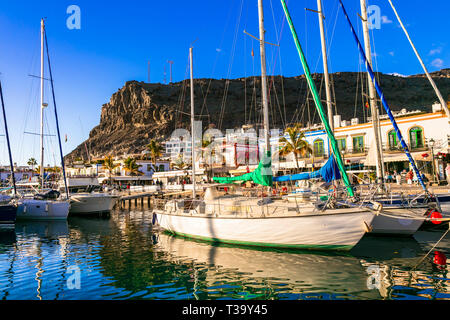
156;232;380;298
413;230;450;253
155;208;374;251
17;199;69;220
15;220;69;238
69;193;118;214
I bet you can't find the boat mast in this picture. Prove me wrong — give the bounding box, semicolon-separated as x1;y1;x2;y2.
189;46;196;199
338;0;428;193
40;18;46;190
387;0;450;121
0;81;17;196
360;0;385;184
44;25;70;199
280;0;355;197
258;0;271;157
316;0;334;134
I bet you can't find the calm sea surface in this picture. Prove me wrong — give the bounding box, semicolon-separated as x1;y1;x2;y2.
0;208;449;300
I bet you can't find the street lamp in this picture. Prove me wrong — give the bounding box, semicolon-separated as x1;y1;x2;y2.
429;138;436;184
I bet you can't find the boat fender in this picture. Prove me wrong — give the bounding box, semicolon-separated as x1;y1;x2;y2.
427;210;442;225
433;251;447;269
45;204;49;212
23;205;27;213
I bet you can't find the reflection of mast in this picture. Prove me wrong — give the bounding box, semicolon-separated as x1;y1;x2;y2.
35;243;44;300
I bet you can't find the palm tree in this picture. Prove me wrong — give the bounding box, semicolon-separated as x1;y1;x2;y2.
27;158;37;172
146;139;163;173
278;124;312;171
123;157;142;176
147;140;163;163
171;155;191;171
103;155;119;185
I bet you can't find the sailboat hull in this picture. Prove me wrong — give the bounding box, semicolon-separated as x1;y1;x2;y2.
154;209;374;251
16;199;69;220
69;194;118;214
0;204;17;226
370;210;426;236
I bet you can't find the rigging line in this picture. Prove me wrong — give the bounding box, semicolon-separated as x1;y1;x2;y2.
268;0;287;129
324;1;340;115
200;0;238;120
218;0;244;130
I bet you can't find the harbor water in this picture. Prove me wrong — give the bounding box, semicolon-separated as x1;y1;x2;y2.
0;207;449;300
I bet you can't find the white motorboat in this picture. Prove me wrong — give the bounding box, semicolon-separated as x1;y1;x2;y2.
59;176;118;215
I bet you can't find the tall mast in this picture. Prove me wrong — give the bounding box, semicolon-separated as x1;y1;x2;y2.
189;47;196;199
280;0;355;197
387;0;450;120
338;0;428;193
258;0;271;155
40;18;46;189
316;0;334;134
360;0;385;183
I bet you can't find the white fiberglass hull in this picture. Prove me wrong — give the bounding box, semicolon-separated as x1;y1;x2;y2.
370;207;427;236
154;208;375;251
17;199;70;220
69;193;118;214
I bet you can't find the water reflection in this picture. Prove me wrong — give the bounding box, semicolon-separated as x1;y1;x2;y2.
0;210;447;300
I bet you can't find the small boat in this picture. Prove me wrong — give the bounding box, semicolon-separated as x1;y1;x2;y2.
16;190;69;220
61;177;118;215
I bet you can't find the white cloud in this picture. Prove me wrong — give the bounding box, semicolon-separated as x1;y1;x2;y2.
389;51;395;56
381;16;393;24
431;58;444;68
216;48;222;53
429;47;442;56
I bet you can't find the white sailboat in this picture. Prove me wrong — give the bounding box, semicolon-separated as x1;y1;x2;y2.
153;0;376;251
16;19;70;220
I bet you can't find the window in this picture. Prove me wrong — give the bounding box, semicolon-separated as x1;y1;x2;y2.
337;138;346;152
352;136;364;153
409;127;424;149
313;139;324;157
388;130;398;150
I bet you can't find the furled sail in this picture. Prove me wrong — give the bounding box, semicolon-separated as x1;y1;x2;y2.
213;152;273;187
273;156;341;183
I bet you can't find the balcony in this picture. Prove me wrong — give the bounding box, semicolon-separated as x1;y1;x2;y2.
383;142;428;154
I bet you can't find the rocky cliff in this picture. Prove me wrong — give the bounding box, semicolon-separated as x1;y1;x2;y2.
65;69;450;163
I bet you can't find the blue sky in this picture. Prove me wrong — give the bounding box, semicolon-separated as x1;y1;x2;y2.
0;0;448;165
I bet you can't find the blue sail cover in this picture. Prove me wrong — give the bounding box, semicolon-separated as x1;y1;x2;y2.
273;156;341;182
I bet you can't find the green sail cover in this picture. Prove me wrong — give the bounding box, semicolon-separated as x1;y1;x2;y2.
213;153;273;187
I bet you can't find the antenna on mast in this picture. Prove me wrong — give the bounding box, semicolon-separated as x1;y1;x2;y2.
167;60;174;83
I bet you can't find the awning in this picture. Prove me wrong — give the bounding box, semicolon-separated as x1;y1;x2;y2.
364;151;431;165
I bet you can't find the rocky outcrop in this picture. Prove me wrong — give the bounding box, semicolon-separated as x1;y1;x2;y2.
65;70;450;163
